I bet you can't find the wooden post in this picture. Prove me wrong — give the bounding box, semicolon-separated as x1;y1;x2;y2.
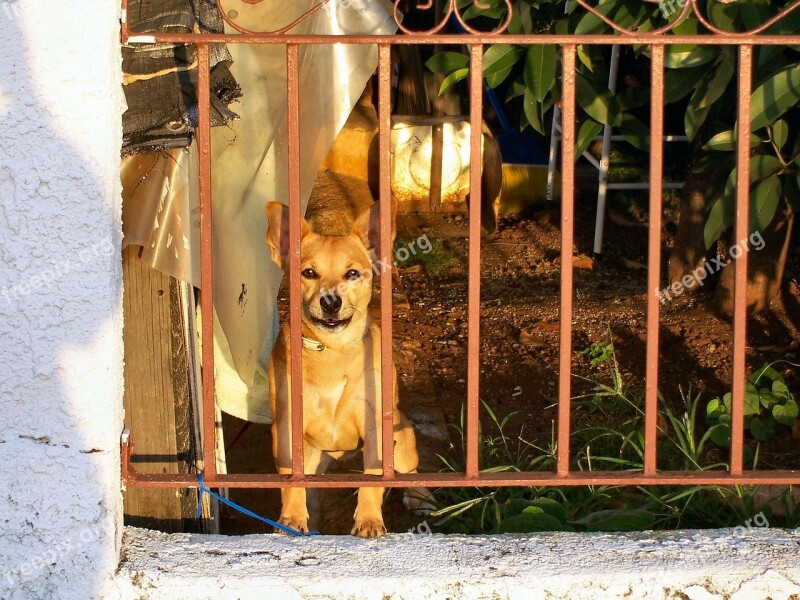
122;246;198;532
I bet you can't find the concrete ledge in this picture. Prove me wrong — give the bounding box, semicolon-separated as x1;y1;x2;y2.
114;527;800;599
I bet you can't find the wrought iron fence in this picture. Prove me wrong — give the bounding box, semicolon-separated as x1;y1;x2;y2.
120;0;800;492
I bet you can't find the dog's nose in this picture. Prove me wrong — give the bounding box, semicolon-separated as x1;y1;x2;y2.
320;294;342;315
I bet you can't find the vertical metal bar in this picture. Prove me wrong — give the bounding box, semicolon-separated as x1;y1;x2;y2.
731;45;753;476
465;43;483;479
557;45;576;477
287;44;305;477
197;43;216;479
644;44;665;476
378;44;395;478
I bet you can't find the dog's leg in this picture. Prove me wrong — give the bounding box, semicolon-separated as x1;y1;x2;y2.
353;431;387;538
352;475;387;538
277;444;326;535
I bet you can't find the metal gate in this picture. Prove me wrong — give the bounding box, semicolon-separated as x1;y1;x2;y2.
121;0;800;494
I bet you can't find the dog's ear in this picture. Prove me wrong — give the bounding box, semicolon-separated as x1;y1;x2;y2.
353;200;396;254
265;202;310;269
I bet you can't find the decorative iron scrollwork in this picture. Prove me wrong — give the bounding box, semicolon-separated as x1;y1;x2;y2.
573;0;800;37
393;0;513;35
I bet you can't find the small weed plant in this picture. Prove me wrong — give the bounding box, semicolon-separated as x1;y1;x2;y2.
706;361;799;445
429;339;799;533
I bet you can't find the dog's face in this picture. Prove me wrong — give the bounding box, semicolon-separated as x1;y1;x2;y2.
266;202;383;343
298;232;372;335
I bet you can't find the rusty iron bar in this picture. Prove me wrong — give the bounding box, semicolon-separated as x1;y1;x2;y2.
287;44;305;478
644;45;664;476
465;43;484;480
378;44;395;479
123;469;800;488
730;45;753;476
197;43;217;479
120;6;800;493
557;44;576;477
122;33;800;46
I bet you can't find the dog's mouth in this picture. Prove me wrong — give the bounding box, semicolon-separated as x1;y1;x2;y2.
310;315;353;330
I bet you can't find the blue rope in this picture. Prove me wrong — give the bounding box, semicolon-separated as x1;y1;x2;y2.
196;473;319;537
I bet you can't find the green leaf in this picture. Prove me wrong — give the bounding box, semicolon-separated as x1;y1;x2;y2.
703;130;763;152
504;498;534;517
750;363;783;386
749;415;776;441
507;79;526;101
426;52;470;74
439;68;470;95
574;509;655;532
576;118;603;158
666;18;719;69
758;391;781;410
483;44;524;78
496;511;571;533
463;0;507;20
665;45;718;70
576;74;622;126
577;44;595;72
694;49;735;110
528;498;568;523
620;113;650;151
740;0;775;31
750;64;800;132
750;175;782;234
685;104;710;142
664;67;709;104
709;423;732;447
773;398;799;426
707;397;728;422
523;87;544;134
744;382;762;416
772;379;790;398
751;155;783;182
486;65;515;89
772;119;789;149
708;423;731;448
524;45;557;103
704;197;727;249
708;0;740;32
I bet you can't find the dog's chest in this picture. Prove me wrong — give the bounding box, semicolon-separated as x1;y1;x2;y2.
302;370;368;451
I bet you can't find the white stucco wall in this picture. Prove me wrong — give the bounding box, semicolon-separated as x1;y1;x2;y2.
0;2;125;599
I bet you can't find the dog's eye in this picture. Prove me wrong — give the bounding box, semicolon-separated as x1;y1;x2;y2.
301;268;318;279
345;269;362;281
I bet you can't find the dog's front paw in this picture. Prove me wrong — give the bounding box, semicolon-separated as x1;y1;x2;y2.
277;515;309;536
351;518;387;538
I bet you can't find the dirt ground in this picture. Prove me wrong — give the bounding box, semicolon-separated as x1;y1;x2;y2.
220;170;800;536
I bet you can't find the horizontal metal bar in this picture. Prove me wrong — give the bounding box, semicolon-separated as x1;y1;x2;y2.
123;33;800;46
606;183;684;190
553;133;688;143
127;470;800;488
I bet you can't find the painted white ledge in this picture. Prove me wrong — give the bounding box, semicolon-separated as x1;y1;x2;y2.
114;527;800;599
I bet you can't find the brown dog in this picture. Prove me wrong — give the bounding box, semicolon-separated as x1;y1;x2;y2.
266;200;428;537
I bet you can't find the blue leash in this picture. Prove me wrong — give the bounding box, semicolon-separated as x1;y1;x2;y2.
196;473;319;537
